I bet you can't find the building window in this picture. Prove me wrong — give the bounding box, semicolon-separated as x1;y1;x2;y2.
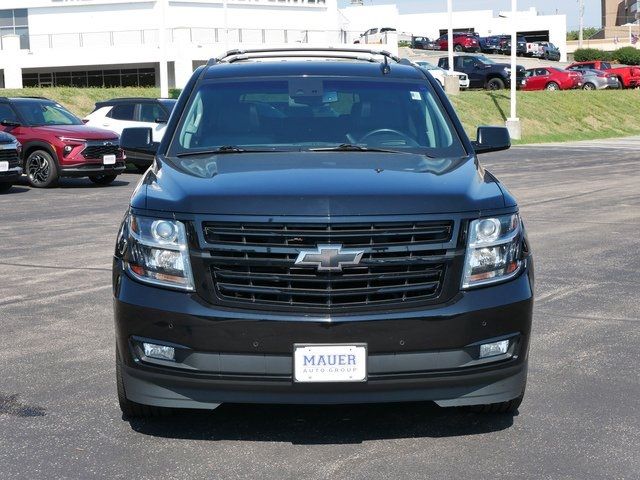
0;9;29;50
22;68;157;88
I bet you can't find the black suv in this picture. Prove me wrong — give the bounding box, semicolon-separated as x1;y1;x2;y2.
0;131;22;193
114;48;534;418
438;54;526;90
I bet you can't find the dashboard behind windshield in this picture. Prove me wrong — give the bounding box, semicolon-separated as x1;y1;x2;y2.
170;78;466;157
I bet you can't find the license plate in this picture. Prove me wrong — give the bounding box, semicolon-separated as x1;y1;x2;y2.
293;344;367;383
0;161;8;172
103;154;116;165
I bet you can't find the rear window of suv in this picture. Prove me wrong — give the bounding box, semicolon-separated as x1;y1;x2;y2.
170;78;466;158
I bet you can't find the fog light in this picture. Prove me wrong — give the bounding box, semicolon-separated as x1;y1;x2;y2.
480;339;509;358
143;342;175;361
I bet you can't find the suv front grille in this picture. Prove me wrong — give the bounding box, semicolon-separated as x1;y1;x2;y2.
200;221;455;309
81;143;120;159
0;147;20;168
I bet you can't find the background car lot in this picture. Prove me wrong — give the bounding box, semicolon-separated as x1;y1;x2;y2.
0;140;638;479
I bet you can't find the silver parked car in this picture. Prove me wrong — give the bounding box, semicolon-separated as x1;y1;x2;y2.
566;67;620;90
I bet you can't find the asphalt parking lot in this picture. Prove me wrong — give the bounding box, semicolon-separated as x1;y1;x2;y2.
1;139;639;479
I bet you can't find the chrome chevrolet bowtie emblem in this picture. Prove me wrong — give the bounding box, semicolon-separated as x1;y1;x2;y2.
294;244;364;272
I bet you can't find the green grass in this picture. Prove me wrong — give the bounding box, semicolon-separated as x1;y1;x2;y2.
449;90;640;144
3;87;640;144
0;87;160;117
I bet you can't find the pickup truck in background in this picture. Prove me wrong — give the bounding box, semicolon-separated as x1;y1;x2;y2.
566;60;640;88
354;27;397;44
527;42;561;61
438;54;525;90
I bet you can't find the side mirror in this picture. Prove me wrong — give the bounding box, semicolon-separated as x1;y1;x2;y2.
120;127;158;156
472;126;511;154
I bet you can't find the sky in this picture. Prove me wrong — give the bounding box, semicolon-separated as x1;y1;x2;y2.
338;1;601;30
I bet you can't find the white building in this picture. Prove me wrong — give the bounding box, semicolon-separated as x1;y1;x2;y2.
0;1;567;91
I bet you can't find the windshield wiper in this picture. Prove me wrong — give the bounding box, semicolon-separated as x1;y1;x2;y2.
309;144;403;153
176;146;278;157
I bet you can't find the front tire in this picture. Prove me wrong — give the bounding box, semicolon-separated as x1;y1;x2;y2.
454;44;463;52
25;149;58;188
116;349;173;419
89;174;117;186
545;81;559;91
486;77;505;90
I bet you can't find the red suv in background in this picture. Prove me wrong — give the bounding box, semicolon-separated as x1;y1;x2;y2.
437;33;480;52
522;67;582;91
0;97;125;187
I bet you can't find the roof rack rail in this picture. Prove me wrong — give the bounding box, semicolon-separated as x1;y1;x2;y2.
206;47;402;67
8;96;50;100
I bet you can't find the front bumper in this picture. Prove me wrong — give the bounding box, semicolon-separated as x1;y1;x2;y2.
0;166;22;183
113;256;534;409
60;161;126;177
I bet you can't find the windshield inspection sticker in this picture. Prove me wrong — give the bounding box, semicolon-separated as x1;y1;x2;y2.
410;91;422;100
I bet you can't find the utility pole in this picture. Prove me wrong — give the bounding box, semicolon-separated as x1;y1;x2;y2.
505;0;521;140
578;0;584;48
159;0;169;98
223;0;229;50
443;0;459;94
447;0;453;75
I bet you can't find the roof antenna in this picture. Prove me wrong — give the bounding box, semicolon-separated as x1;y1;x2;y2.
381;55;391;74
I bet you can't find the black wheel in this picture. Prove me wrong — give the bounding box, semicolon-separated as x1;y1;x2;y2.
89;174;118;186
469;393;524;414
544;53;549;60
486;77;505;90
25;149;58;188
0;183;13;193
454;44;463;52
583;82;596;91
545;82;559;91
116;348;173;419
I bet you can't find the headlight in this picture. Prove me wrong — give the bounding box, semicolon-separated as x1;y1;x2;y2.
462;213;522;289
124;214;194;291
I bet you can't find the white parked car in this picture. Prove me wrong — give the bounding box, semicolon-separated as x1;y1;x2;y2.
354;27;397;44
83;97;177;171
414;61;470;90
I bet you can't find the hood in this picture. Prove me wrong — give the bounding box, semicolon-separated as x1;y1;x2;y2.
32;124;118;140
0;131;17;144
135;152;507;216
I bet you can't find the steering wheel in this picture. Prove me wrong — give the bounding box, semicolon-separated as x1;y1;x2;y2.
358;128;419;147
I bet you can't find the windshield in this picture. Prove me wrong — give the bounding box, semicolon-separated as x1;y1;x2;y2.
170;78;465;158
416;62;438;70
13;100;82;126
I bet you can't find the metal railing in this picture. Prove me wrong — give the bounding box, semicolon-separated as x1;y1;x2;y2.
3;28;366;51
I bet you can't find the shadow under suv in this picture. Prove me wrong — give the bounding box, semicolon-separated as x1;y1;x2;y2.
114;48;534;418
0;97;125;187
